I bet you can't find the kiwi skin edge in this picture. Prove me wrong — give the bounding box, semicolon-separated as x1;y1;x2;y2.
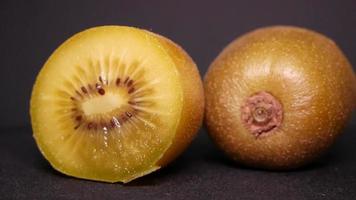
204;26;356;170
150;32;205;167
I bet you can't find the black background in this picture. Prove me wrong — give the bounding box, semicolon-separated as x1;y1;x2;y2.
1;0;356;199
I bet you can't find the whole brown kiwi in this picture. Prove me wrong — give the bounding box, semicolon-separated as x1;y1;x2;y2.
204;26;356;170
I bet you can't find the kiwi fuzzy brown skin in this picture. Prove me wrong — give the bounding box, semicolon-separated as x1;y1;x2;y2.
204;26;356;170
150;33;205;166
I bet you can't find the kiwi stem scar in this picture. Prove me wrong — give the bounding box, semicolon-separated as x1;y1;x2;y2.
241;91;283;137
252;107;270;123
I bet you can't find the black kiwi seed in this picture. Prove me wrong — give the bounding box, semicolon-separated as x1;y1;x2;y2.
97;88;105;95
81;86;88;94
116;78;121;86
127;80;133;87
75;116;82;121
128;87;135;94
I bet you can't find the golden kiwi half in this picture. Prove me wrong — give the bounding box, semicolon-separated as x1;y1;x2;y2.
30;26;204;183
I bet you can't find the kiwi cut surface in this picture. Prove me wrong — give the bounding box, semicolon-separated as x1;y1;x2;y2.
31;26;204;183
204;26;356;170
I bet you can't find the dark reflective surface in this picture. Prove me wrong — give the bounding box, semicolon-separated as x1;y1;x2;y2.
1;114;355;199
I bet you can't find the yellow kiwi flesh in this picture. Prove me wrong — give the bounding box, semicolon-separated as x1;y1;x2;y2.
30;26;204;183
204;26;356;169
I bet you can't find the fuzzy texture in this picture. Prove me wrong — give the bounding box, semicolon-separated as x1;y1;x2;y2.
204;26;356;169
150;33;205;166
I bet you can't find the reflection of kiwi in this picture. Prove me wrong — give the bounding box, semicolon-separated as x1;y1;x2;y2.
205;26;356;169
30;26;204;183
